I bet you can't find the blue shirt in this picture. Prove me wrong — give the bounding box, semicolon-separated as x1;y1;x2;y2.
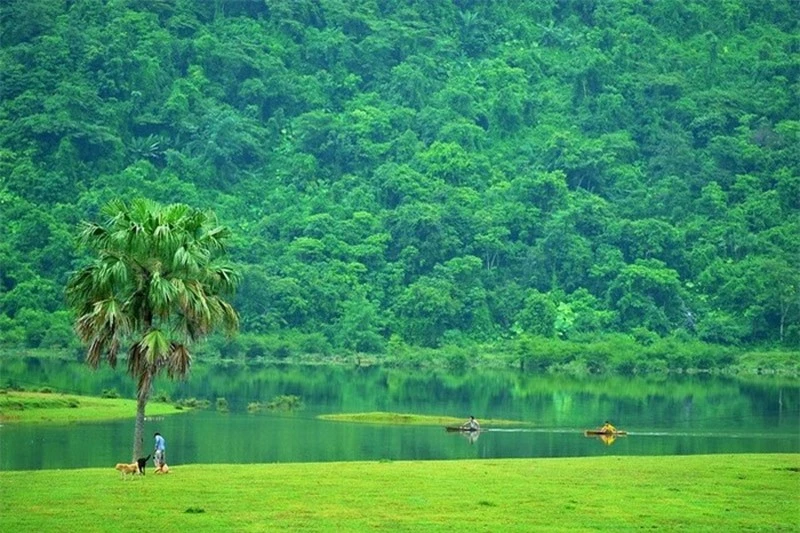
155;434;166;451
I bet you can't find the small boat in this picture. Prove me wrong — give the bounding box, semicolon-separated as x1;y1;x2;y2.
584;429;627;436
445;426;480;432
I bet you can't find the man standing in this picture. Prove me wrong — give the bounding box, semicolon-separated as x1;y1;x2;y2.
153;432;166;471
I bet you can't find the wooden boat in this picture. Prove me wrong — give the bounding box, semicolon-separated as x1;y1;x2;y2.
445;426;480;432
584;429;627;436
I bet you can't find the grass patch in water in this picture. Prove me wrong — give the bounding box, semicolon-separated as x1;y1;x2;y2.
0;391;186;424
317;411;532;427
0;454;797;531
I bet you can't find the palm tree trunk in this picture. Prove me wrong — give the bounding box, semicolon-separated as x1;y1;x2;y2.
132;374;152;461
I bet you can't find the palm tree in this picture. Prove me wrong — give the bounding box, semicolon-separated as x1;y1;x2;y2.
66;199;239;460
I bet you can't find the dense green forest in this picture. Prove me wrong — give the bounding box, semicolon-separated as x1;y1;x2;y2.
1;0;798;371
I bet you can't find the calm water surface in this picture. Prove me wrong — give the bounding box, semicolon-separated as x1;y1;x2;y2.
1;357;798;470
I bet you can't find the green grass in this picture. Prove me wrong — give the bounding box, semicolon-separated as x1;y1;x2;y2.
0;455;797;531
0;391;186;424
317;411;531;427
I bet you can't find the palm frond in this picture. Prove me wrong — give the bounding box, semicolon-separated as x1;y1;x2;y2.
127;342;146;377
172;246;199;274
105;256;131;287
202;225;229;251
76;313;96;342
216;299;240;334
207;263;241;294
108;337;120;369
66;264;107;312
102;198;128;220
141;329;170;365
149;272;178;319
69;199;239;384
86;337;105;368
78;222;110;249
167;342;192;379
183;280;212;328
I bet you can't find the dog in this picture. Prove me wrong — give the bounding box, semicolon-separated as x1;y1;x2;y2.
115;462;139;480
155;463;169;474
137;454;151;475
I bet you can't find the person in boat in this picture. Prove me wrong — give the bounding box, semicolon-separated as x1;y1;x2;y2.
600;420;616;434
462;416;480;431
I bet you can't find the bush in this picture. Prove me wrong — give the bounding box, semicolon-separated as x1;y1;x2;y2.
265;394;303;410
635;358;668;374
631;327;659;346
298;332;334;356
516;335;585;372
175;398;210;409
216;397;229;412
443;348;468;371
386;334;409;359
219;338;244;359
41;311;77;349
274;343;293;359
522;350;556;372
581;352;610;374
696;311;748;345
401;347;436;369
611;354;637;375
15;309;49;348
241;335;268;359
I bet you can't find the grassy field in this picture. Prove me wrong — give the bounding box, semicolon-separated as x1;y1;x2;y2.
1;454;797;532
0;391;185;424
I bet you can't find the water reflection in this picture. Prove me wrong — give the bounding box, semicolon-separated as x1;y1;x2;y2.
448;429;480;445
1;357;798;470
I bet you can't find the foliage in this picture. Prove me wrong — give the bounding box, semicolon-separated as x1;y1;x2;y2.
174;397;211;409
1;0;798;369
247;394;303;412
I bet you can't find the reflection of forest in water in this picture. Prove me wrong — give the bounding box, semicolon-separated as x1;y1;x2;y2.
2;357;798;470
5;356;797;432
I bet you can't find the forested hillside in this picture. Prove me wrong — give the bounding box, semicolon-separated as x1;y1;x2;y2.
1;0;798;365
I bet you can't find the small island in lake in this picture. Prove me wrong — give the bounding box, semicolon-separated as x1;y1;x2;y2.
317;412;532;428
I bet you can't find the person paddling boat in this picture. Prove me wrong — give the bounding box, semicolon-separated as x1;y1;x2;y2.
599;420;616;434
461;416;480;431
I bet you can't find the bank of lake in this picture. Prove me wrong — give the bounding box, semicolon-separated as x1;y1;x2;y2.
0;390;186;424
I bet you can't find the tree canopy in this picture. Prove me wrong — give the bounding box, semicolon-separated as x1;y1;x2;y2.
1;0;798;360
66;198;238;457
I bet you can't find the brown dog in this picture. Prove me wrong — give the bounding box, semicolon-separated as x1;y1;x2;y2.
155;463;170;474
115;462;139;480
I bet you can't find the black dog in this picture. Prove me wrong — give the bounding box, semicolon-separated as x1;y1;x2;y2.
137;454;151;475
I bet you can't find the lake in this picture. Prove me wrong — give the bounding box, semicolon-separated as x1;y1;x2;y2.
1;356;798;470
